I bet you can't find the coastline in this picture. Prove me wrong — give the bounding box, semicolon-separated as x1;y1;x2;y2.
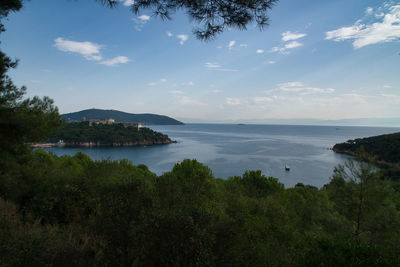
332;147;399;168
30;139;176;148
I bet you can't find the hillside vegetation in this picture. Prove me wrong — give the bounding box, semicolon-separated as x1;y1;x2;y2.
48;122;174;146
333;132;400;165
61;108;184;125
1;151;400;266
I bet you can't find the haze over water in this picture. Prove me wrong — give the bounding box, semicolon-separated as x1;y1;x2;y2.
46;124;400;188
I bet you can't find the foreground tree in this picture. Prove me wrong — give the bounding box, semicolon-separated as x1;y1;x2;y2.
326;153;400;247
0;2;61;169
98;0;279;40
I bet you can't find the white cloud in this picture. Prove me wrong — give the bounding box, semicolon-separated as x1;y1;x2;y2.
239;44;248;47
132;15;151;31
380;93;400;103
54;37;102;60
177;34;188;45
383;84;392;88
285;41;303;49
252;97;273;104
226;97;241;105
187;81;194;86
123;0;135;6
138;14;150;21
326;4;400;49
279;81;304;88
99;56;130;66
282;31;307;41
228;40;236;49
269;47;280;53
326;25;364;42
204;62;239;72
224;96;274;109
204;62;221;68
269;41;303;54
256;49;265;54
169;90;184;95
166;32;188;45
147;82;157;86
176;95;205;106
381;93;400;97
267;60;276;64
216;68;239;72
217;45;223;49
301;87;335;95
160;78;167;82
169;92;205;106
54;38;130;67
366;7;374;15
268;30;307;55
266;82;335;95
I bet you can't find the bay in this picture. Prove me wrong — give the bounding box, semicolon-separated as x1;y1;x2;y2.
44;124;400;188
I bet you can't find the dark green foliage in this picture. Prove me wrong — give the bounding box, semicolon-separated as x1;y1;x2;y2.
49;121;173;145
61;108;184;125
0;197;94;266
326;158;400;246
333;133;400;182
127;0;279;40
297;236;397;267
1;151;400;266
228;170;284;198
333;132;400;165
0;49;61;155
1;2;62;171
146;160;217;266
0;0;22;33
96;0;279;40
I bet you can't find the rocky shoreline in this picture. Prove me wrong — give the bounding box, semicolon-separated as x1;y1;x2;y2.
332;147;399;168
331;147;357;157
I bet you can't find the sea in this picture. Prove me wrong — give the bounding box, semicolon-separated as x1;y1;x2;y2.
44;124;400;188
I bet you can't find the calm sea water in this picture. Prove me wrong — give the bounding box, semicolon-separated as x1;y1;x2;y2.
45;124;400;188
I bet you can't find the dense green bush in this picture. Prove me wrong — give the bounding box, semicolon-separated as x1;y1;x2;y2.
1;150;400;266
49;122;172;145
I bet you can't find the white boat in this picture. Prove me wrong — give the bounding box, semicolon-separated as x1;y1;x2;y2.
285;165;290;171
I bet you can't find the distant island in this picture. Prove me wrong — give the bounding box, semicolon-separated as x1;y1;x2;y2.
333;132;400;167
61;108;184;125
46;121;175;147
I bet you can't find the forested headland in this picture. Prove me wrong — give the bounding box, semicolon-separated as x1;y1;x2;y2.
333;132;400;166
47;122;175;146
333;132;400;181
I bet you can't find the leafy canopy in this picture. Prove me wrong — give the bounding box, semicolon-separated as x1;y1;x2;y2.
99;0;279;40
0;1;61;157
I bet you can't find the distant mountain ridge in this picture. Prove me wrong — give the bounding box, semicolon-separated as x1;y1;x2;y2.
61;109;184;125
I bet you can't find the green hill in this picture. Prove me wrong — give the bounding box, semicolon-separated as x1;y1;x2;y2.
61;108;184;125
333;132;400;165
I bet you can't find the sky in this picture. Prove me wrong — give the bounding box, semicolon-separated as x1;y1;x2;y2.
2;0;400;123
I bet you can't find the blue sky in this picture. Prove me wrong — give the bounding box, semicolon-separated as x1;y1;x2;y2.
2;0;400;123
